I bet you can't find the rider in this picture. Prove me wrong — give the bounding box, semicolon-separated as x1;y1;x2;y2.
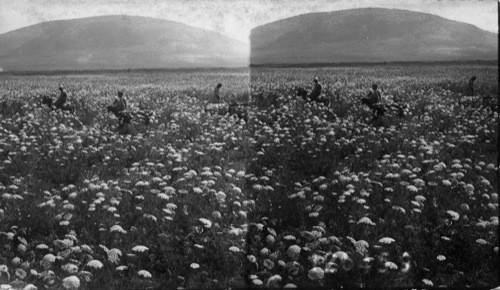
112;91;130;127
309;78;322;100
368;84;381;104
213;83;223;103
53;86;68;109
367;84;384;118
466;76;476;96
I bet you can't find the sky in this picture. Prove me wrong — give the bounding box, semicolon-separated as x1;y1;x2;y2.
0;0;497;43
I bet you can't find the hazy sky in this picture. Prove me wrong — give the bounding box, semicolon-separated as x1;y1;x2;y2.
0;0;497;42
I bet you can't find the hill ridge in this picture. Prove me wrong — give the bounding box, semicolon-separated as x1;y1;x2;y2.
0;15;231;40
250;8;498;64
252;8;491;32
0;15;249;71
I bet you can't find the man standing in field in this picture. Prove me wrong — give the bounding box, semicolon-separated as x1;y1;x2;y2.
54;86;68;109
363;84;386;119
205;83;227;115
465;76;477;96
368;84;381;104
309;78;322;100
113;91;127;111
111;91;130;128
213;83;223;103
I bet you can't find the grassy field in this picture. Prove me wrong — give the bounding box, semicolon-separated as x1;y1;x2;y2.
0;64;498;289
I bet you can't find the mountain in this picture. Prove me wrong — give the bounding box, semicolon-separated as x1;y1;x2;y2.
250;8;498;65
0;15;249;71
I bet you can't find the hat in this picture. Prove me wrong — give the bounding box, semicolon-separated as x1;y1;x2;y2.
314;77;318;82
59;85;64;90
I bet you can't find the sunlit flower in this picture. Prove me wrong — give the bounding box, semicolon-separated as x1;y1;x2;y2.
446;210;460;221
406;185;418;192
190;263;200;269
22;284;37;290
36;244;49;250
165;203;177;210
110;225;127;234
61;263;79;274
422;279;433;286
41;253;56;269
229;246;241;253
86;260;104;269
476;239;489;245
480;179;491;187
137;270;152;278
357;217;375;225
379;237;395;244
414;195;426;203
62;275;80;289
199;218;212;228
132;245;149;253
384;261;398;270
267;274;282;287
308;267;324;281
287;245;301;260
264;259;275;270
464;184;474;194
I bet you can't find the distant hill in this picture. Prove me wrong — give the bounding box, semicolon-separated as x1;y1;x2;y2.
250;8;498;65
0;15;249;71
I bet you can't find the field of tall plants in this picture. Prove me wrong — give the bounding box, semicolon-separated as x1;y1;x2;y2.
0;64;498;289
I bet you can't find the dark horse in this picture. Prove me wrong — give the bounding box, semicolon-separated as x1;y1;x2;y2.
228;102;249;122
361;96;408;120
106;105;153;128
361;96;386;119
204;102;249;122
41;95;75;113
297;87;329;106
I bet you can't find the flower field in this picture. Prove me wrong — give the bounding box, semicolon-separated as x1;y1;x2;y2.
0;64;498;289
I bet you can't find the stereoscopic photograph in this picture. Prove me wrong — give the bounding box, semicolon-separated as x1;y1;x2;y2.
0;0;497;289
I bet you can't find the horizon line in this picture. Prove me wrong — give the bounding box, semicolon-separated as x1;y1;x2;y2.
1;60;497;75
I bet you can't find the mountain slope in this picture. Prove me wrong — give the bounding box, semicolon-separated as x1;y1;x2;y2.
250;8;498;64
0;15;249;71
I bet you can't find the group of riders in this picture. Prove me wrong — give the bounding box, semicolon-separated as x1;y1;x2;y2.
44;75;481;129
44;86;131;128
210;78;401;122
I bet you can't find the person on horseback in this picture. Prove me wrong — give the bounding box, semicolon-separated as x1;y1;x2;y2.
205;83;226;116
53;86;68;110
111;91;130;128
366;84;385;119
309;78;322;101
465;76;476;96
368;84;381;104
213;83;223;103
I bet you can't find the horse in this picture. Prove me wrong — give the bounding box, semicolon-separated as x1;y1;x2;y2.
205;102;249;122
228;102;249;122
361;96;386;119
297;87;330;106
361;96;409;121
106;105;153;128
41;95;75;114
